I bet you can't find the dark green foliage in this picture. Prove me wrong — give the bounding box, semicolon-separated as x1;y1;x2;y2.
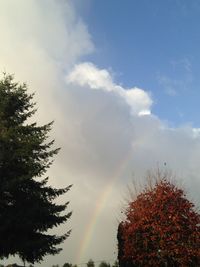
62;263;77;267
98;261;110;267
62;263;72;267
0;75;72;264
86;259;95;267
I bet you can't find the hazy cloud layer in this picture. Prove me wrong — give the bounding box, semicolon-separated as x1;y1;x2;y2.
0;1;200;266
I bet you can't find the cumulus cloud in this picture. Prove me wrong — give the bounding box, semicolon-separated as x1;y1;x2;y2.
0;0;94;124
0;1;200;267
66;62;152;115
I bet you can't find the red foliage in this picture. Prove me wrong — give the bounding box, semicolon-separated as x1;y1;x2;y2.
119;179;200;266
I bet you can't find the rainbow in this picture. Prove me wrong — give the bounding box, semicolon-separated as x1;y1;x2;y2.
76;148;133;264
75;121;158;263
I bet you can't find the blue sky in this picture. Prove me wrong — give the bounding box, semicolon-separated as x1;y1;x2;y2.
78;0;200;126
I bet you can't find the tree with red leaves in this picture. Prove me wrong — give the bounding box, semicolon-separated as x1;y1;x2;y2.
118;172;200;267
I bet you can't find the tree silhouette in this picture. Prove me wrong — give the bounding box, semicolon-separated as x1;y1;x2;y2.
0;75;72;264
87;259;95;267
63;263;72;267
118;172;200;266
98;261;110;267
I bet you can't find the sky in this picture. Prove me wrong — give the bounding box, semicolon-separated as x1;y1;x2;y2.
81;0;200;126
1;0;200;266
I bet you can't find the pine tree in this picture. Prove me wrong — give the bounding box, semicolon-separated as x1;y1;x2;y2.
63;263;72;267
98;261;111;267
0;75;72;264
86;259;95;267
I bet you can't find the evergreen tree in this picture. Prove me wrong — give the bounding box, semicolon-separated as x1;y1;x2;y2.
0;75;72;264
98;261;110;267
63;263;72;267
86;259;95;267
62;263;77;267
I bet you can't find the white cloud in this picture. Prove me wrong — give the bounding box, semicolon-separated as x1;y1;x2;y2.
67;62;152;116
192;128;200;138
